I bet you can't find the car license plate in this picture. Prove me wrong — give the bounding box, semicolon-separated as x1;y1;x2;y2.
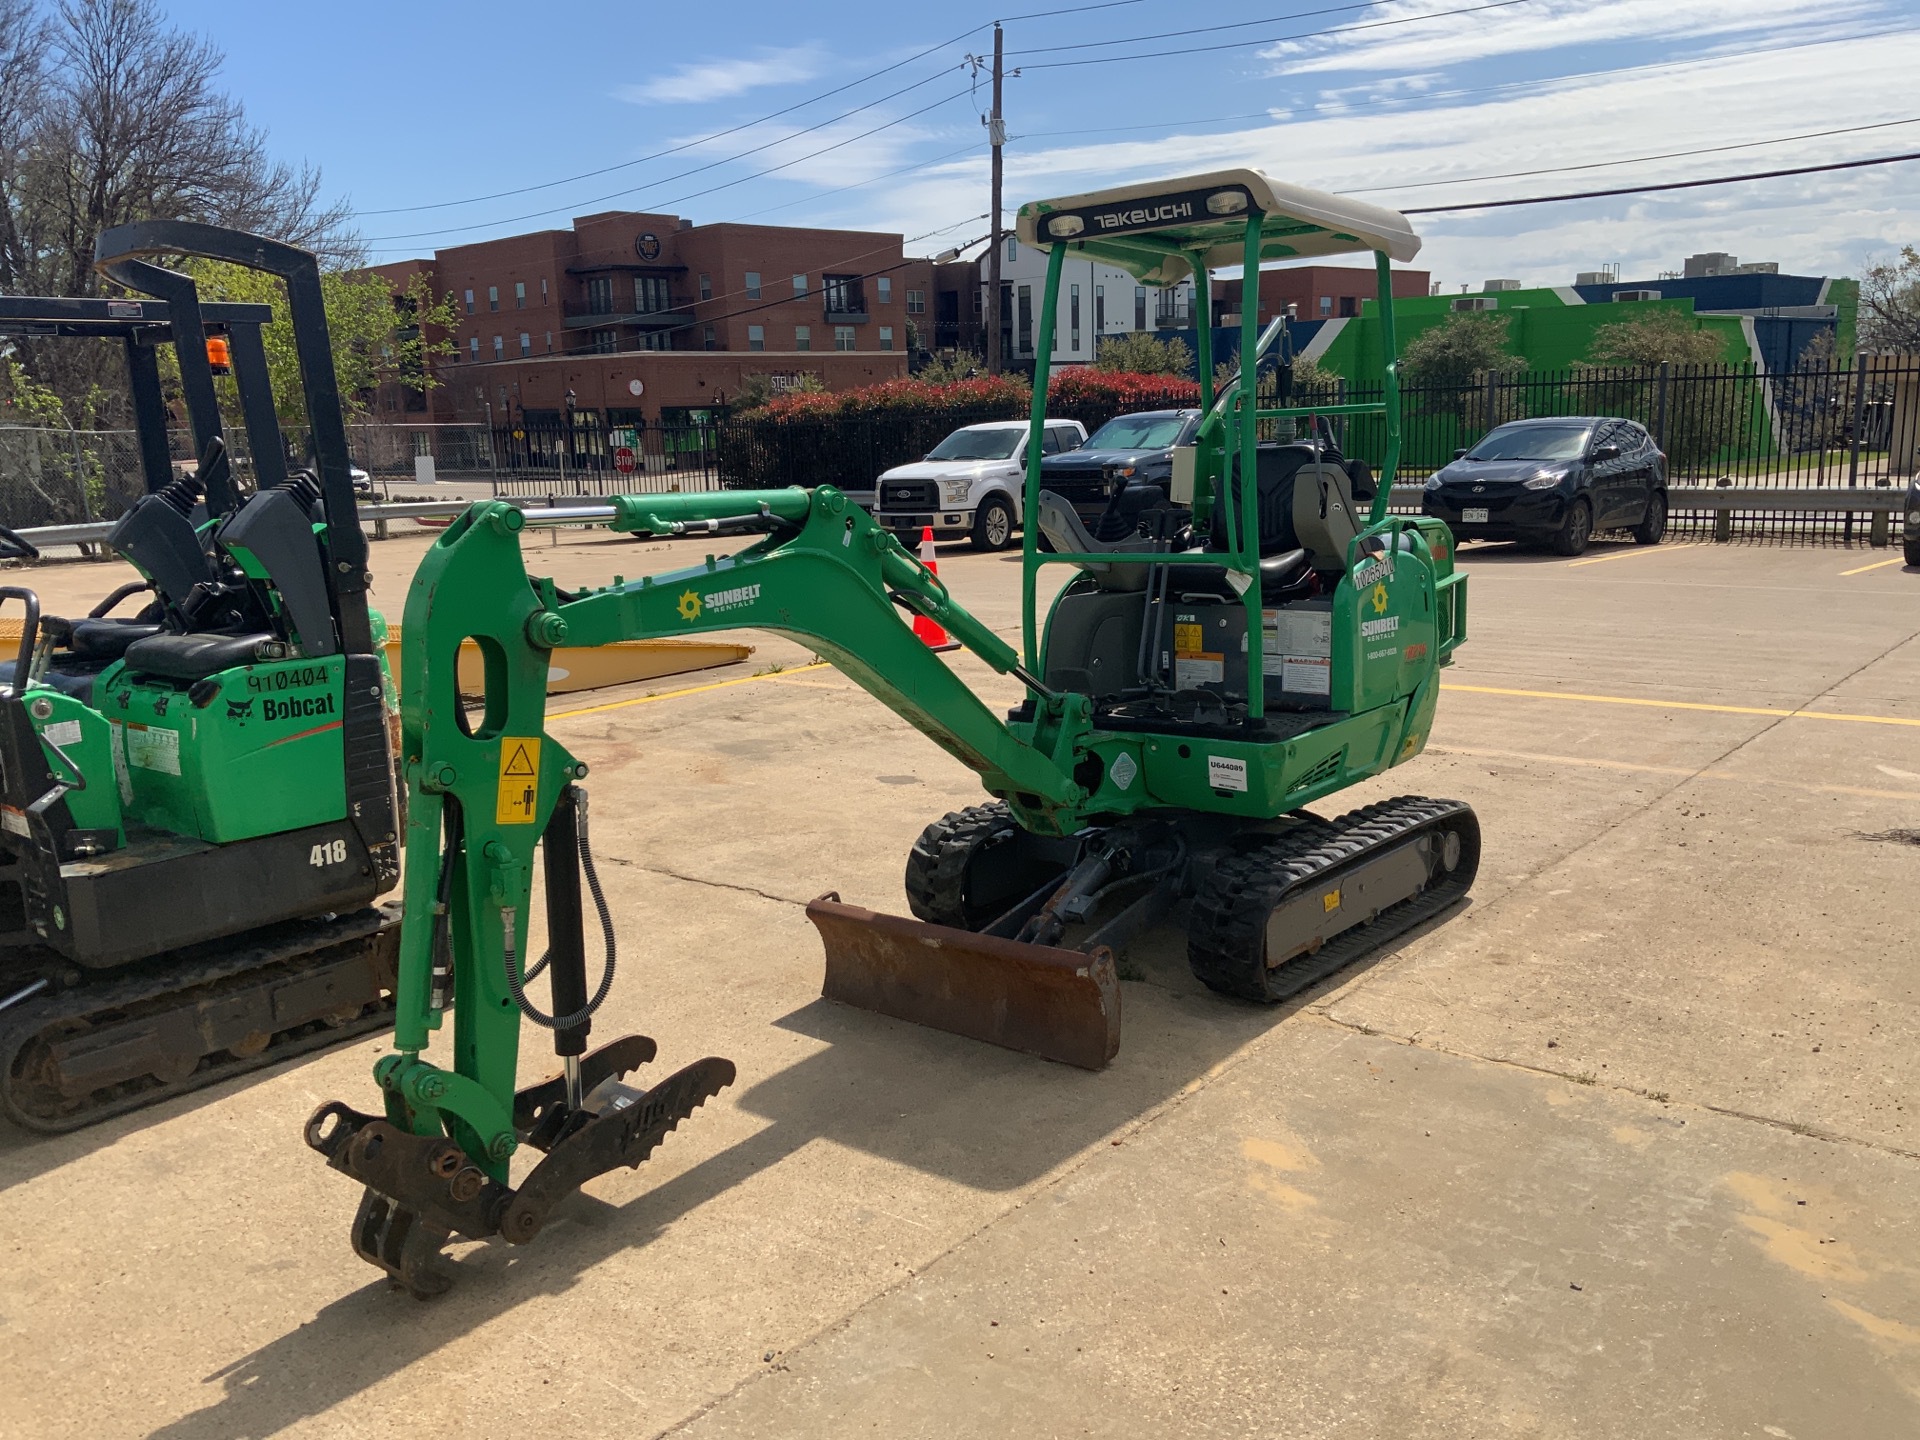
1461;507;1489;524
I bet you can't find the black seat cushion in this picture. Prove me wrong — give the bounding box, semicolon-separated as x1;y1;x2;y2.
1162;547;1312;598
1208;444;1334;558
123;632;277;682
68;618;165;661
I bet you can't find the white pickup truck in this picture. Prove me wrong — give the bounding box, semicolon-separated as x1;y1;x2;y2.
873;418;1088;550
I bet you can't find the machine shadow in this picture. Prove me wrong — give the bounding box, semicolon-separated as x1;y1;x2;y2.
139;903;1470;1440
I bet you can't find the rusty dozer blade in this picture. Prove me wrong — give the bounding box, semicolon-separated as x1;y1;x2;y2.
807;893;1121;1070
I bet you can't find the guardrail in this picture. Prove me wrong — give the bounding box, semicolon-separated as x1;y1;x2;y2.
11;486;1911;555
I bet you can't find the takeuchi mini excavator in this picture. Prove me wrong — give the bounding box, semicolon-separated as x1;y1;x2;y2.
306;169;1480;1296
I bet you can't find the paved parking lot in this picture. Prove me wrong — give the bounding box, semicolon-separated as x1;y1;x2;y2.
2;530;1917;1438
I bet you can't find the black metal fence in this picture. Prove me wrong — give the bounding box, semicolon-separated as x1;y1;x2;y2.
3;360;1913;546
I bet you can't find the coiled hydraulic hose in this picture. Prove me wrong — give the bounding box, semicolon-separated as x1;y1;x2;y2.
499;792;617;1031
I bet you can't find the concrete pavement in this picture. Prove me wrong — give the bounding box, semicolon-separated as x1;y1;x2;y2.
0;532;1916;1438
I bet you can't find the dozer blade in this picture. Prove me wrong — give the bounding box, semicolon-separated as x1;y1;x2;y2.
807;893;1121;1070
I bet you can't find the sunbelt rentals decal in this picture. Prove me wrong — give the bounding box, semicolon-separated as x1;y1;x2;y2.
678;582;761;622
1360;581;1399;639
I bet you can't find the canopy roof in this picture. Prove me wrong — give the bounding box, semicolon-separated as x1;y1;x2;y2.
1013;168;1420;286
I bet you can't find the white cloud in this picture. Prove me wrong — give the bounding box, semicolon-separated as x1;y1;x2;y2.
1262;0;1897;77
826;29;1920;289
619;47;825;105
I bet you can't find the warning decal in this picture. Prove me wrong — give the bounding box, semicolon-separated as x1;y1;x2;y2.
496;737;542;825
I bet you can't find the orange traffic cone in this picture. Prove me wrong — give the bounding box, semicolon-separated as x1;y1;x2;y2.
912;526;961;653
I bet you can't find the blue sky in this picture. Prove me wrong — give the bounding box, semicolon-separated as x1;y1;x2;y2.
168;0;1919;288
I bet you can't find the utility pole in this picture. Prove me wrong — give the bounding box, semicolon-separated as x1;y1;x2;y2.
986;22;1005;375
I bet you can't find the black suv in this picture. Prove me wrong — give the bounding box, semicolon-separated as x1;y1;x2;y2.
1422;416;1668;556
1038;408;1199;525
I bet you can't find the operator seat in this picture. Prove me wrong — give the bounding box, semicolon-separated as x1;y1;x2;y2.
1291;463;1364;571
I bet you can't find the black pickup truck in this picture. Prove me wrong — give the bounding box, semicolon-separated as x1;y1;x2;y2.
1036;409;1200;525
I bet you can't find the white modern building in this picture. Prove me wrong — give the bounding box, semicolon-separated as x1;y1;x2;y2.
982;234;1199;367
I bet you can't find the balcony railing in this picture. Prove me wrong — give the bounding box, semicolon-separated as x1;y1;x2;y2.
823;279;867;324
561;296;692;330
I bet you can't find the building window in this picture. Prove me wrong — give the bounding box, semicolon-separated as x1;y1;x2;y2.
638;332;668;351
703;324;716;350
748;324;765;351
824;274;864;315
699;273;712;301
792;273;808;297
1017;285;1032;356
463;288;474;315
1319;296;1332;316
492;335;503;359
519;332;530;357
590;328;617;354
879;326;894;351
515;281;526;309
469;336;479;361
545;331;553;353
586;275;614;314
795;324;811;351
745;271;761;299
1070;283;1081;353
1339;295;1357;317
488;286;499;312
540;278;549;305
906;288;925;314
1135;287;1147;330
1006;236;1017;263
1095;285;1105;334
834;325;855;351
635;275;672;313
877;276;892;304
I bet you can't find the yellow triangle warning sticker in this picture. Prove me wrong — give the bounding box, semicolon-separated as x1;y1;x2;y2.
496;737;542;824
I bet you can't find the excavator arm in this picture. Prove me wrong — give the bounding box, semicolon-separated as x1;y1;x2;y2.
361;487;1094;1194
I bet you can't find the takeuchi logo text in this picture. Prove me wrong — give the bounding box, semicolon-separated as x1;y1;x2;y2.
1094;201;1192;230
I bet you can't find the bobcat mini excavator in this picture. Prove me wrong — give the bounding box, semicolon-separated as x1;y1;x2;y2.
0;222;402;1132
305;170;1479;1296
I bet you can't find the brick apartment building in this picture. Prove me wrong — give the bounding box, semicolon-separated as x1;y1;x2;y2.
373;211;939;430
1212;264;1433;325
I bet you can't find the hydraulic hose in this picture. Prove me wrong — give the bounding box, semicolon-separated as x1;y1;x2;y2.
500;794;617;1031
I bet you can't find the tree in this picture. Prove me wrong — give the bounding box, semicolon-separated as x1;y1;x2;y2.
1094;331;1192;377
1583;308;1726;368
1573;309;1742;469
168;262;459;428
1399;311;1528;432
912;350;984;385
0;0;357;423
1859;245;1920;354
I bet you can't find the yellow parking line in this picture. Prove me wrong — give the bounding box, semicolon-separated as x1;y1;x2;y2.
1441;682;1920;728
547;662;831;721
1840;556;1906;576
1566;542;1698;568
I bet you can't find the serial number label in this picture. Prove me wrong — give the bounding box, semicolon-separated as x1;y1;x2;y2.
247;664;333;693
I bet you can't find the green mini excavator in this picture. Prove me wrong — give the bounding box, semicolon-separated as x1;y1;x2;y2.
305;170;1479;1295
0;222;402;1132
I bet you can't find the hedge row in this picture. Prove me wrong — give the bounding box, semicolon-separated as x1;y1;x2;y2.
720;370;1201;491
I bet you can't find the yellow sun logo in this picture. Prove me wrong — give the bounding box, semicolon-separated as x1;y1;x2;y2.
676;588;703;622
1369;583;1389;615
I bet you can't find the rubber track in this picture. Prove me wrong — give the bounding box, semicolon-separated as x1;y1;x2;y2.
903;802;1017;930
1187;796;1479;1002
0;906;399;1134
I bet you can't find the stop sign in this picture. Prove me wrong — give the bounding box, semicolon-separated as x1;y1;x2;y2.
613;445;636;474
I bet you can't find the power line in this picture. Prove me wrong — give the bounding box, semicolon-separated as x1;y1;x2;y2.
995;0;1146;17
728;142;983;222
354;24;988;217
1013;24;1920;140
1005;1;1380;57
1401;150;1920;214
1347;116;1920;195
366;87;976;245
1020;0;1535;70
